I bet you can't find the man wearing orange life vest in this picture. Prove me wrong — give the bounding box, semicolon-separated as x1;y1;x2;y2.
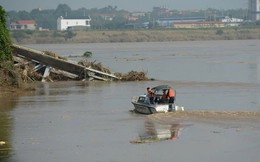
167;88;175;111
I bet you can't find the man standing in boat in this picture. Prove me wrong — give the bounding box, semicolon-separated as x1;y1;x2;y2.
167;88;175;111
147;87;154;104
160;89;168;103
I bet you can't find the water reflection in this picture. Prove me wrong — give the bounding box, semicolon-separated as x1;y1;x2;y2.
257;56;260;82
131;118;182;144
0;95;17;160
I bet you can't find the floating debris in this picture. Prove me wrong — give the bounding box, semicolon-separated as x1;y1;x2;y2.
115;71;148;81
68;51;92;58
83;51;92;58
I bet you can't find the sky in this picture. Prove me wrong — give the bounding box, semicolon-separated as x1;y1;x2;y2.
0;0;247;12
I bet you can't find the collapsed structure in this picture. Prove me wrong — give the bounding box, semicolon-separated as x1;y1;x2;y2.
11;44;148;82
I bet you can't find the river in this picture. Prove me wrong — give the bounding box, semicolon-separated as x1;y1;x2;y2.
1;40;260;162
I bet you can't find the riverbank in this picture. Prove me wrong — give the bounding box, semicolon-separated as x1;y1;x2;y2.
11;27;260;44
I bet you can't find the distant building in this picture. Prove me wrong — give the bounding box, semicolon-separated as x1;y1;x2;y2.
57;16;91;31
153;7;172;17
128;12;146;21
173;21;225;29
128;16;139;21
157;17;206;28
248;0;260;21
131;12;146;17
10;20;37;30
93;13;115;21
221;16;243;27
125;22;149;29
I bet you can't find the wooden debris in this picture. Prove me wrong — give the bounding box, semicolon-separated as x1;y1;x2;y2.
78;60;111;74
12;44;149;82
115;71;148;81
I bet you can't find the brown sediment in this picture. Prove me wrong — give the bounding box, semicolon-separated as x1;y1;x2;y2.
148;111;260;124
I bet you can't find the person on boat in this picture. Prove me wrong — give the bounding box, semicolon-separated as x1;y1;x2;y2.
167;88;175;111
147;87;154;104
160;89;168;103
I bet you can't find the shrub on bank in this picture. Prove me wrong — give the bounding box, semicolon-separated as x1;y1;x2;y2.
0;6;12;62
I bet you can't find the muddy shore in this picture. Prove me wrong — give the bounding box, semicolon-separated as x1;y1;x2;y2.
11;28;260;44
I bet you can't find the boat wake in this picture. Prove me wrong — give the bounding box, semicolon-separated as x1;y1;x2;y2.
148;111;260;125
130;111;260;144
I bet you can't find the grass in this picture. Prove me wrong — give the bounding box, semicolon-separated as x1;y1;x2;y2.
10;27;260;44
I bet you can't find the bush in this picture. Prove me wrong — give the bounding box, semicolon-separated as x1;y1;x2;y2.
216;29;224;35
0;6;13;62
24;30;34;35
83;51;92;58
52;31;64;37
11;30;29;42
64;30;76;40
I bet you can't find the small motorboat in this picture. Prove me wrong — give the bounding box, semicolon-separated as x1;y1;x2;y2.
131;85;184;114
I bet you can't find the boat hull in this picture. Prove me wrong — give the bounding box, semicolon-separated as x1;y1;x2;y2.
132;102;157;114
132;102;173;115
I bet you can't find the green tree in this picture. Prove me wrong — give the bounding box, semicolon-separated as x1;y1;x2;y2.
64;30;76;40
54;4;72;18
0;6;13;62
0;6;18;87
17;10;31;20
30;8;57;29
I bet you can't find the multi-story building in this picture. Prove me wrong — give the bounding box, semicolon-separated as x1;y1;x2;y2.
248;0;260;21
57;16;91;31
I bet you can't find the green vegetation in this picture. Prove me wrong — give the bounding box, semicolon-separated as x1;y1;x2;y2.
83;51;92;58
64;30;77;40
9;27;260;44
216;29;224;35
0;6;13;62
0;6;22;87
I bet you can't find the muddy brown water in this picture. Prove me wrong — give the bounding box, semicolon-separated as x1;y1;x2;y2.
1;40;260;162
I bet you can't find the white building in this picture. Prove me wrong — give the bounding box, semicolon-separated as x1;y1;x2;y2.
57;16;91;31
221;16;244;27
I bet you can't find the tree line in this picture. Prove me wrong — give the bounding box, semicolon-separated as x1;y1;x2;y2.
5;4;255;30
7;4;129;30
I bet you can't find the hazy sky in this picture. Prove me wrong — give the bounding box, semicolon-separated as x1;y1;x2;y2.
1;0;247;12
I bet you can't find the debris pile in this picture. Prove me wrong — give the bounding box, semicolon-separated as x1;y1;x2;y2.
115;71;148;81
78;60;111;74
13;48;149;82
44;51;67;60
